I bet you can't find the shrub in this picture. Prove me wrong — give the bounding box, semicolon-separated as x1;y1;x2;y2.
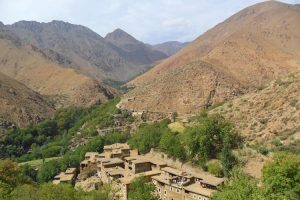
207;160;223;177
257;146;269;155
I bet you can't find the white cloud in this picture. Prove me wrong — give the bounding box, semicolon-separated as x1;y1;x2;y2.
0;0;298;44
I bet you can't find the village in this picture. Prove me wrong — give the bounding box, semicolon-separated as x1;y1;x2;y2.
52;143;224;200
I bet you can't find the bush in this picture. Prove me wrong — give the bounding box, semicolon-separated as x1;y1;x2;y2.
257;146;269;155
207;160;223;177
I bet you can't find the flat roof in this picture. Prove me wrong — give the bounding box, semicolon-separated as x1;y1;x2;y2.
65;168;76;174
85;152;100;157
102;158;124;166
104;166;125;176
151;174;170;185
161;167;192;178
120;170;161;185
132;159;150;164
55;172;75;182
192;173;224;187
104;143;130;150
184;183;215;197
124;156;140;161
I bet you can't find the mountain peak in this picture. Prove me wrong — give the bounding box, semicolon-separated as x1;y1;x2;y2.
105;28;137;43
0;21;4;26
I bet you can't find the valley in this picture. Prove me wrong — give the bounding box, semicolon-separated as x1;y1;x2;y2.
0;0;299;200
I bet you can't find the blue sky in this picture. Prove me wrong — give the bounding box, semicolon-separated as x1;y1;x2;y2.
0;0;299;44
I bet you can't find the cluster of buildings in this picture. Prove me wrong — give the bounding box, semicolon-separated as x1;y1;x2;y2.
53;143;224;200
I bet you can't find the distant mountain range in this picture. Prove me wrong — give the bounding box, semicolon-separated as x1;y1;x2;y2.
121;1;300;114
151;41;189;56
0;29;116;108
0;20;186;132
1;21;186;82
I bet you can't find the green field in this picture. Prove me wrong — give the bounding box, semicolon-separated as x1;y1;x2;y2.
19;156;62;169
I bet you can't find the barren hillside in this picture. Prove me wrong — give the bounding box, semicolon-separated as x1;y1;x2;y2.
210;72;300;149
0;30;115;107
121;1;300;114
3;21;168;82
0;73;54;134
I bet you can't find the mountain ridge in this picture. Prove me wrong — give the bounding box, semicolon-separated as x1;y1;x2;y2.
121;1;300;114
0;29;116;108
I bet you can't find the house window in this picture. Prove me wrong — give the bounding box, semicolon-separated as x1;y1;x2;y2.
164;190;167;196
194;194;197;199
199;196;202;200
158;188;161;193
170;186;173;191
176;188;180;193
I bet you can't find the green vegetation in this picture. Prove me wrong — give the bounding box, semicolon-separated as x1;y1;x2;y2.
168;122;185;133
0;98;124;162
129;113;242;176
211;169;262;200
19;157;61;169
207;160;223;177
212;152;300;200
186;114;241;174
128;119;171;154
128;177;159;200
257;146;269;155
0;159;119;199
37;132;129;183
262;152;300;199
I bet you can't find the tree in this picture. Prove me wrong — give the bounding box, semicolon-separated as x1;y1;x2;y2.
211;169;263;200
262;152;300;199
10;184;39;200
185;115;241;173
128;177;159;200
128;120;171;154
221;137;237;177
0;160;31;199
37;159;62;183
159;131;186;161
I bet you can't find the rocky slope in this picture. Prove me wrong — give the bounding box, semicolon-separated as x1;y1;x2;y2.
105;28;167;66
0;29;115;107
121;1;300;114
151;41;189;56
3;21;168;82
0;73;54;134
210;72;300;149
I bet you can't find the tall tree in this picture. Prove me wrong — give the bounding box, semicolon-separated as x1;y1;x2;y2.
128;177;159;200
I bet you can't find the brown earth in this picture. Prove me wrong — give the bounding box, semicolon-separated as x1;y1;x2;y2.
0;72;54;134
0;30;116;107
210;72;300;148
122;1;300;114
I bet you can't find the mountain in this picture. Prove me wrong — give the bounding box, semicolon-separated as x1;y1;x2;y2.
151;41;189;56
0;29;115;107
105;28;168;66
3;21;167;82
120;1;300;114
210;72;300;149
0;72;54;134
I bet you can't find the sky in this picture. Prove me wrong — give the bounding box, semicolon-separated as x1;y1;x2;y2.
0;0;299;44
